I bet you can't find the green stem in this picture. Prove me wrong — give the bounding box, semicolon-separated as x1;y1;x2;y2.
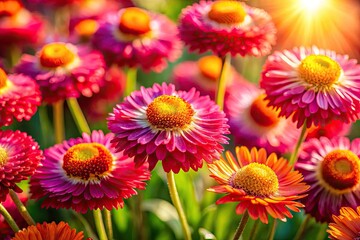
39;105;53;147
66;98;91;134
124;68;137;97
72;211;99;240
268;219;277;240
132;193;145;240
53;100;65;144
316;223;328;240
294;214;311;240
103;209;113;240
215;54;231;110
93;209;108;240
9;190;35;226
166;172;192;240
289;120;307;166
0;203;20;232
233;211;249;240
247;219;259;240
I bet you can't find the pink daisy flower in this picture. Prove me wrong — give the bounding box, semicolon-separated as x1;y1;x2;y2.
30;130;150;213
296;136;360;222
92;7;182;72
27;0;80;7
225;81;300;154
14;42;106;104
172;55;249;100
0;0;44;53
306;119;352;140
260;46;360;128
0;130;43;202
178;0;276;57
0;68;41;127
108;82;229;173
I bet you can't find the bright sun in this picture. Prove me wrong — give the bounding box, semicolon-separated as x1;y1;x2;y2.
298;0;326;13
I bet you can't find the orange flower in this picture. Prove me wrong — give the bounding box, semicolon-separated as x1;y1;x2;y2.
207;146;309;223
12;221;86;240
328;206;360;240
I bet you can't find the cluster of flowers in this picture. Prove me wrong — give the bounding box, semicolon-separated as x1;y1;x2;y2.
1;0;360;239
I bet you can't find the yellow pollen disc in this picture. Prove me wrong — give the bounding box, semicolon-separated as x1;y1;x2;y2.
0;146;8;166
249;94;280;127
298;55;342;88
0;68;8;89
39;43;76;68
197;55;222;81
321;149;360;191
74;19;99;38
118;7;151;35
0;0;22;17
62;143;113;181
146;95;195;130
233;162;279;196
208;1;247;25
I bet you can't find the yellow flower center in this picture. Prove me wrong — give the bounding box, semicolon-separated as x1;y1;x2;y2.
208;1;247;25
39;43;76;68
74;19;99;38
0;0;22;17
298;55;342;89
233;162;279;196
118;7;151;35
0;68;8;89
0;146;8;166
62;143;113;181
146;95;195;130
249;94;280;127
320;149;360;191
197;55;222;81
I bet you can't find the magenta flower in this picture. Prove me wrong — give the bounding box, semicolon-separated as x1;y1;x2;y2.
92;7;182;72
30;130;150;213
178;1;276;57
0;68;41;127
296;136;360;222
260;46;360;128
225;81;300;154
0;130;43;202
108;82;229;173
15;42;106;104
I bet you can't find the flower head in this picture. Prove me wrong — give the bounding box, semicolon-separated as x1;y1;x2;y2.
92;7;182;72
328;206;360;240
0;0;44;52
108;82;229;173
172;55;249;100
225;81;300;154
306;119;352;140
260;46;360;128
0;130;43;202
30;130;150;213
208;146;309;224
296;136;360;222
11;221;85;240
0;68;41;127
178;1;276;57
15;42;105;104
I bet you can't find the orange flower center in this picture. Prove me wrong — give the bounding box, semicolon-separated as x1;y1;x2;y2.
74;19;99;38
39;43;76;68
197;55;222;81
298;55;342;89
62;143;113;181
0;146;8;166
249;94;280;127
118;7;151;35
321;149;360;191
0;68;8;89
146;95;195;130
208;1;247;25
0;0;22;17
233;162;279;196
